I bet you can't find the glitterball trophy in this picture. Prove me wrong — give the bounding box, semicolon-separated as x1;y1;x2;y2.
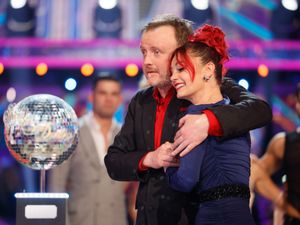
3;94;79;225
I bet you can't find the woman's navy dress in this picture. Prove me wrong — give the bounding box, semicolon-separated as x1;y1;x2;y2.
166;98;255;225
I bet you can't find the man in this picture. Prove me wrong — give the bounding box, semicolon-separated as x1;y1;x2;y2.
105;14;272;225
49;76;127;225
251;83;300;224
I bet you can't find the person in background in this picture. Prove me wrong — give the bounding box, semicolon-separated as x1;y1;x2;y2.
251;83;300;225
49;75;127;225
105;14;272;225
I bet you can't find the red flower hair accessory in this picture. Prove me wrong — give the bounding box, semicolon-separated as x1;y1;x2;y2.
188;24;229;76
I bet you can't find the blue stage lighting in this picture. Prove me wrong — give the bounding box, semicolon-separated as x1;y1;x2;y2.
65;78;77;91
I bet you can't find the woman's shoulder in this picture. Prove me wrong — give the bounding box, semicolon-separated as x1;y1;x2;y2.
212;133;251;148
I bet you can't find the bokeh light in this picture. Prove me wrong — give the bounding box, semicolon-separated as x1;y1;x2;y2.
81;63;94;77
258;64;269;78
0;63;4;75
6;87;16;102
36;63;48;76
238;79;249;90
65;78;77;91
125;63;139;77
282;0;298;11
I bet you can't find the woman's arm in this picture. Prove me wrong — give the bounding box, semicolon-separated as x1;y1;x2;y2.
166;143;206;192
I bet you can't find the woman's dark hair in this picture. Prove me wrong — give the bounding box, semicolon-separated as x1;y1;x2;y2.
171;24;229;84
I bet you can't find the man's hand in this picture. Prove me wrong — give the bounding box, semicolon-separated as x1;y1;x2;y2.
143;142;179;169
172;114;209;157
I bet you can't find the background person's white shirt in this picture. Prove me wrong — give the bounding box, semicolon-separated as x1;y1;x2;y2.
80;112;121;165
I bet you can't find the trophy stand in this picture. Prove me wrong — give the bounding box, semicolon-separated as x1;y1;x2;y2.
3;94;79;225
40;170;46;192
14;170;69;225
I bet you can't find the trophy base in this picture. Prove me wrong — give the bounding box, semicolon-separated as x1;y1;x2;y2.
15;193;68;225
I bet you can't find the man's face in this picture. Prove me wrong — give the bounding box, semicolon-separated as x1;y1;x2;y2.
140;25;179;89
91;80;122;118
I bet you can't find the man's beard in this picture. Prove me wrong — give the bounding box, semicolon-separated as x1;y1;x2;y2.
156;79;172;89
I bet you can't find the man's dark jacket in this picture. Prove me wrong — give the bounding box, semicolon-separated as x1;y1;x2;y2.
105;77;272;225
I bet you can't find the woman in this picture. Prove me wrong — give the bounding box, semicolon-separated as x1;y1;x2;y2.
166;24;255;225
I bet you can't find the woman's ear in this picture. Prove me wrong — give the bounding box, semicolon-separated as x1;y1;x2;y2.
202;62;216;82
205;61;216;75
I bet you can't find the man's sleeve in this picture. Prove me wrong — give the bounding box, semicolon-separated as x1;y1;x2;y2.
104;93;149;182
208;77;272;137
203;109;223;136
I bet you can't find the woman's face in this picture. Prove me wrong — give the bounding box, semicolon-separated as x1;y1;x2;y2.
170;52;206;103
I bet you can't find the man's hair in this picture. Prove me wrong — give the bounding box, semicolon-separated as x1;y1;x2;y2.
141;14;193;47
92;74;122;90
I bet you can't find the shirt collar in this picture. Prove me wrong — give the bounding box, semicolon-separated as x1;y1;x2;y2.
152;87;175;105
85;112;118;132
